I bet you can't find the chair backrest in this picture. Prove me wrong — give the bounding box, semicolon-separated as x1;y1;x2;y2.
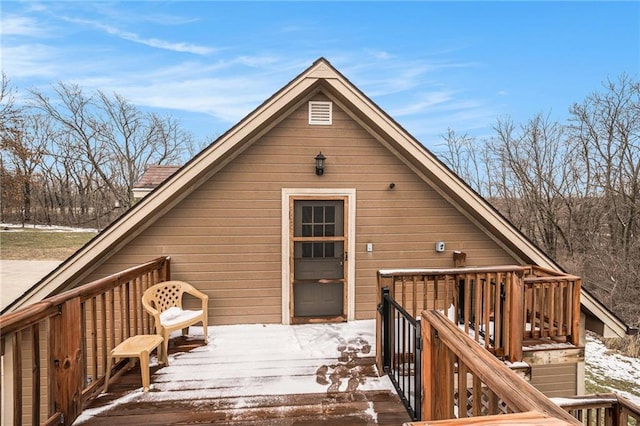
143;281;187;313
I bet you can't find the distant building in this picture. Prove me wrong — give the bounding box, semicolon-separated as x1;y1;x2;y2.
132;165;181;200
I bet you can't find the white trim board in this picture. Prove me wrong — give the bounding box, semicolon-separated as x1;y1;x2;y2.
281;188;356;325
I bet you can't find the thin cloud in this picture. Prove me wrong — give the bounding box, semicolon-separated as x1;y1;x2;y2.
61;16;216;55
2;45;62;79
69;58;292;123
390;91;457;116
0;15;52;37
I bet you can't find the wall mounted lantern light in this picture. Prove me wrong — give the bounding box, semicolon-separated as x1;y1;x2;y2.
315;152;326;176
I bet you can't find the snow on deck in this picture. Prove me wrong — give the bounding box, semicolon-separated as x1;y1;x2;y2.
75;319;396;423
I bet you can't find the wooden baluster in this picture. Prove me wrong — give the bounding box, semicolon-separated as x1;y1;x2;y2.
432;275;438;311
100;293;107;378
13;331;23;426
444;275;451;318
80;301;87;397
109;289;116;353
125;281;131;338
457;361;468;419
31;324;40;426
91;297;98;388
412;275;418;318
474;273;482;343
483;273;491;350
494;273;503;355
402;276;407;312
464;273;471;335
425;275;431;312
549;283;556;337
132;277;139;335
557;281;565;336
472;374;483;417
540;283;548;338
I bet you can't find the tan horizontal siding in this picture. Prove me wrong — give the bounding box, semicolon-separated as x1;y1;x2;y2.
530;363;578;398
86;93;517;325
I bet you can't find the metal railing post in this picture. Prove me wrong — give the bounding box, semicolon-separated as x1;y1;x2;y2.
382;287;391;372
415;318;422;420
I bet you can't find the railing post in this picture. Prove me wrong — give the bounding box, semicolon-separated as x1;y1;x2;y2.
415;318;422;421
376;273;382;373
433;324;454;420
382;287;391;372
571;278;582;345
509;271;524;362
161;256;171;282
52;297;83;426
421;312;433;421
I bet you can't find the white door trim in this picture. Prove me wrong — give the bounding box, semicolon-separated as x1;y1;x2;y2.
281;188;356;325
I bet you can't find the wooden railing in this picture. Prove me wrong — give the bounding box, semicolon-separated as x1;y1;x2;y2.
377;265;582;364
378;266;525;363
418;309;582;425
554;394;640;426
0;256;171;426
523;266;582;343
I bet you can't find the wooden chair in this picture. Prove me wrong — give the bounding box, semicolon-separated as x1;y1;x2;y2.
142;281;208;365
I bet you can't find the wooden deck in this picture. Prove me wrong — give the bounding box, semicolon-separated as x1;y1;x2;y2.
73;322;411;425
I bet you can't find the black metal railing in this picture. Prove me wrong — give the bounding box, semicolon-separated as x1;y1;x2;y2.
379;287;422;420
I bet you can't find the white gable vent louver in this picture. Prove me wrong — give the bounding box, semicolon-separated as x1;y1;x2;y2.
308;101;332;125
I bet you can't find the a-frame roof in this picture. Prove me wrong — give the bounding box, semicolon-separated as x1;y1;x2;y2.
2;58;629;337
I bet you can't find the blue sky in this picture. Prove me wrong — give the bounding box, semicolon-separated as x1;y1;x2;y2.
2;1;639;152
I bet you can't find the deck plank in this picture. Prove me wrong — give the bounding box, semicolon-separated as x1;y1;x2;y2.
75;323;412;425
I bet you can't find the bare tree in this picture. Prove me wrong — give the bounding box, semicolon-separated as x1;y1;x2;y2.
489;114;582;259
569;75;640;323
570;74;640;259
0;114;53;224
438;128;496;198
0;72;20;131
95;91;188;205
0;72;21;221
31;83;191;213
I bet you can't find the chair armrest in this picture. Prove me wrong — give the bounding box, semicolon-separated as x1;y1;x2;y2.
184;287;209;302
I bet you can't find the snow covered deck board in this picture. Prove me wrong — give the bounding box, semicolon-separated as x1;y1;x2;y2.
74;320;411;425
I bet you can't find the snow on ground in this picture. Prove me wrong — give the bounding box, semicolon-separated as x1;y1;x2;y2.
585;331;640;406
1;223;98;233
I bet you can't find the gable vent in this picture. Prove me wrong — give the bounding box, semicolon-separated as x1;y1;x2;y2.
308;101;332;125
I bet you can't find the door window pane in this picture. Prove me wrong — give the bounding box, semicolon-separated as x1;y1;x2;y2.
302;206;312;223
325;206;335;223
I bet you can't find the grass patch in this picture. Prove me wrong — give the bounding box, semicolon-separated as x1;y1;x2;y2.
604;335;640;358
585;369;639;396
0;230;96;260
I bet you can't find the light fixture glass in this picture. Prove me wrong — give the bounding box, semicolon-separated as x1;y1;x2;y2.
315;152;326;176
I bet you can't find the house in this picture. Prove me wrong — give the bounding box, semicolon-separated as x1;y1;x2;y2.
132;164;181;200
1;58;633;423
